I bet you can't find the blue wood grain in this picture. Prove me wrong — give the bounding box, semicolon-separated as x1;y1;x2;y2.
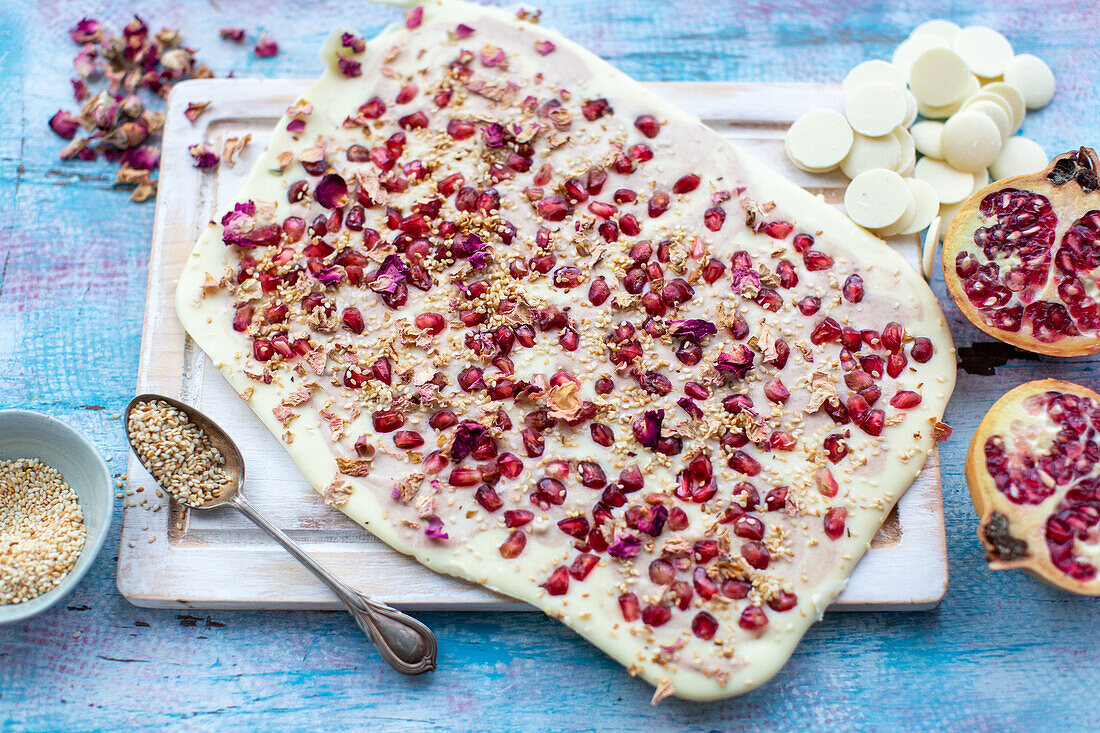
2;0;1100;730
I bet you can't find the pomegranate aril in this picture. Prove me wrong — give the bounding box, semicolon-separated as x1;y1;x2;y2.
475;484;503;512
641;604;671;627
499;530;526;559
691;611;719;640
618;593;641;622
393;430;424;449
890;390;923;408
881;322;904;352
372;409;404;433
911;337;934;362
740;540;770;569
768;590;798;612
739;606;768;631
803;250;834;271
843;274;865;303
824;507;848;539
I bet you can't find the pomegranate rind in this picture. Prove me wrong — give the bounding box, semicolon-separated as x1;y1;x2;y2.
967;379;1100;595
942;148;1100;357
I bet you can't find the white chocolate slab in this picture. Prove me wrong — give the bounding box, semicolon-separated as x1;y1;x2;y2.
172;0;956;700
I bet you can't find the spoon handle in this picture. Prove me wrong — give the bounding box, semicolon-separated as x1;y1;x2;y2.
229;493;438;675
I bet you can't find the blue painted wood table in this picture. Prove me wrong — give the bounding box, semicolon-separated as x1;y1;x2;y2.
2;1;1099;730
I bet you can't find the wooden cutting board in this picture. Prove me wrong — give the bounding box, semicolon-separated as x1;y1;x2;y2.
117;78;948;611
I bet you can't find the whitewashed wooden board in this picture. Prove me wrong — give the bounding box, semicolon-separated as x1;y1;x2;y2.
117;79;948;611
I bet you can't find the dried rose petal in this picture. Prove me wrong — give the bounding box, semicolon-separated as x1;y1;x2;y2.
220;201;278;247
315;265;345;287
71;79;89;102
424;515;449;540
671;318;717;342
635;505;668;537
450;421;488;462
69;17;103;44
286;119;305;134
188;143;219;169
716;345;755;377
632;409;663;448
677;396;703;421
59;138;95;161
220;27;246;42
480;44;506;67
341;32;366;53
338;57;362;78
481;122;505;148
453;24;476;39
369;254;409;294
534;40;555;56
73;44;98;79
254;33;279;58
48;110;80;140
314;173;349;209
184;101;211;124
607;534;641;559
405;6;424;29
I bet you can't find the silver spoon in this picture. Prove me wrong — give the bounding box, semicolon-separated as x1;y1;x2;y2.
125;393;437;676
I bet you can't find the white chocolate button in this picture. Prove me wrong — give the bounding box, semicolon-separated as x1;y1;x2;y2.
893;127;916;176
891;34;949;78
845;83;908;137
916;74;978;118
938;170;988;232
990;136;1048;180
1003;54;1055;109
972;167;990;190
941;110;1002;173
844;169;913;229
966;99;1011;140
953;26;1014;78
980;82;1026;133
785;109;854;171
911;19;961;45
911;121;944;159
909;48;971;106
900;177;941;235
840;132;902;179
842;60;906;101
922;216;942;277
901;90;918;128
915;157;976;204
875;189;918;238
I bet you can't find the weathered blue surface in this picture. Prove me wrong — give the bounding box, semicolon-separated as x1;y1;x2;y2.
1;1;1099;730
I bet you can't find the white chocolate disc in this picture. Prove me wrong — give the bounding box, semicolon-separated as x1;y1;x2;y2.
845;83;908;137
990;135;1048;180
972;167;990;189
843;169;913;229
893;126;916;175
916;74;978;118
915;156;977;204
891;34;949;78
922;216;942;277
842;60;906;101
899;177;941;235
874;188;918;238
911;120;945;159
941;110;1003;173
980;82;1027;133
840;132;903;179
953;26;1014;78
1003;53;1055;109
785;108;854;171
910;19;961;45
965;99;1011;140
909;48;971;106
901;89;918;128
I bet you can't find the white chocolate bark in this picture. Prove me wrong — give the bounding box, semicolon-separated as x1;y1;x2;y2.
176;0;956;700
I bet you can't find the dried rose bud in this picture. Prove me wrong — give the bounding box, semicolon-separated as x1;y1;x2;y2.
120;145;160;171
254;33;278;58
340;32;366;53
188;143;219;169
69;17;103;44
100;120;148;149
48;110;80;140
219;27;246;42
338;57;361;78
119;94;143;118
59;138;95;161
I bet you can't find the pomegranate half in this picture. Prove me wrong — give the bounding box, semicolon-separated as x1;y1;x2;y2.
967;379;1100;595
943;147;1100;356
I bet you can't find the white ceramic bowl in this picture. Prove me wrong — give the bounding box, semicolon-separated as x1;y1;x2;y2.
0;410;113;624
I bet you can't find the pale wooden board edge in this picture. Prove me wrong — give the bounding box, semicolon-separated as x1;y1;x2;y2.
117;79;947;611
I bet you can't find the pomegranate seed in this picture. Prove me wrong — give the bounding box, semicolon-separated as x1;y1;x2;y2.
641;604;671;627
371;409;404;433
797;296;821;316
815;468;839;497
414;312;446;335
448;468;481;487
741;540;770;569
733;515;765;540
761;220;793;239
739;606;769;631
475;484;503;512
618;593;641;622
692;567;718;600
422;450;448;475
763;378;790;403
887;351;908;378
393;430;424;450
910;337;934;362
557;515;590;540
843;274;865;302
647;191;670;218
648;558;675;585
691;611;719;640
810;317;843;344
499;530;526;558
881;322;904;352
672;173;700;194
824;507;848;539
803;250;834;271
890;390;923;408
728;450;762;476
768;590;798;612
633;114;660;138
614;188;637;204
504;510;533;528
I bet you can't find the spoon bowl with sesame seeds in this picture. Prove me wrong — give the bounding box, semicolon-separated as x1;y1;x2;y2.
124;394;437;675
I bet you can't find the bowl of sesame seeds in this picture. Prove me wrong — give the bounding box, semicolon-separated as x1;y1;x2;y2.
0;410;113;624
